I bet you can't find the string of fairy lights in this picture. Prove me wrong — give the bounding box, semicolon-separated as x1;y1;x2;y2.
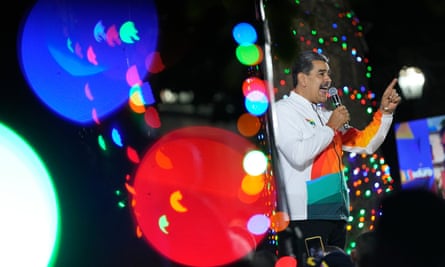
233;0;397;258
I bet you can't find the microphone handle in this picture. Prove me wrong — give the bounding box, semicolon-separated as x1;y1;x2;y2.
331;95;350;128
331;95;342;107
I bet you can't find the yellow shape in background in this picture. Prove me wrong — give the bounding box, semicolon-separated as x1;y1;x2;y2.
395;122;415;139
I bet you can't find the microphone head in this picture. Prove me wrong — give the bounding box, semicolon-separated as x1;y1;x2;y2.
328;87;338;96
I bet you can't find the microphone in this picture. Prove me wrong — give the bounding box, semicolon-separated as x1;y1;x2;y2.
328;87;350;129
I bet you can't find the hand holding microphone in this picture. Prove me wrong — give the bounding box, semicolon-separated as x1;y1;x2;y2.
327;87;351;130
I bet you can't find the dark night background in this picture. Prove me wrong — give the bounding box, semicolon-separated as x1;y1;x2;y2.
2;0;445;266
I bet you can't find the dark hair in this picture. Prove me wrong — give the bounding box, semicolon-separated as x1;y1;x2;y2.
322;250;354;267
291;50;329;87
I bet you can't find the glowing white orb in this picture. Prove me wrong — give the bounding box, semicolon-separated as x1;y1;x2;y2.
0;122;60;266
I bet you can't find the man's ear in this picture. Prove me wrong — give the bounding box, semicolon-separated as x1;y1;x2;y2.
297;72;306;87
